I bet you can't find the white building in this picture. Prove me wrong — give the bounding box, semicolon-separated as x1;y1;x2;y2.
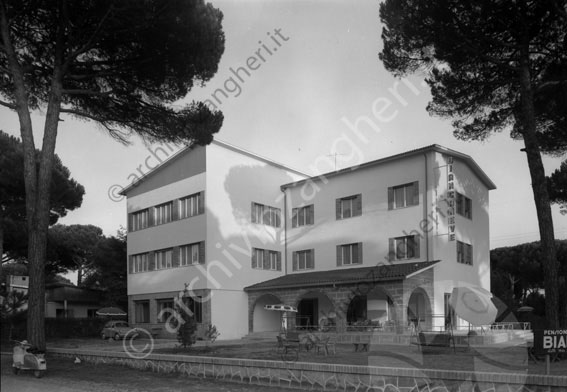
123;141;495;339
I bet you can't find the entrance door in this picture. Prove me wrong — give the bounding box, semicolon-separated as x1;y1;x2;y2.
297;298;318;329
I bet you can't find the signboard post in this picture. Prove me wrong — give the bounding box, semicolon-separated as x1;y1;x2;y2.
533;329;567;374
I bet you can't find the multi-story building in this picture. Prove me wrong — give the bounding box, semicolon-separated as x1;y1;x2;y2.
123;141;495;339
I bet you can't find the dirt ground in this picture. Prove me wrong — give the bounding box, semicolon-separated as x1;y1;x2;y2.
0;353;297;392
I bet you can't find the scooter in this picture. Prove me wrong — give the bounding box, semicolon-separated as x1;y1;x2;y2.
12;340;47;378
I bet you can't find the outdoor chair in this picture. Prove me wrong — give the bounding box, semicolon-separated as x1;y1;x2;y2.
275;334;290;353
314;334;337;355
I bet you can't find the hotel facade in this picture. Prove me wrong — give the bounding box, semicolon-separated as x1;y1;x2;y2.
124;141;495;339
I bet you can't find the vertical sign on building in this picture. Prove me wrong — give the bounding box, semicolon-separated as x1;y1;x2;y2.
446;156;456;241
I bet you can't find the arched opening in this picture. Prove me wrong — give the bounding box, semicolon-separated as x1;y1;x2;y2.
295;291;334;330
407;288;431;329
347;289;395;329
252;294;283;333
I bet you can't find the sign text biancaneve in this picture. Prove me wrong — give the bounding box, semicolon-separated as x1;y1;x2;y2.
533;329;567;354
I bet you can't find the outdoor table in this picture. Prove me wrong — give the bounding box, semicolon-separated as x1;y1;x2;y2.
353;342;369;352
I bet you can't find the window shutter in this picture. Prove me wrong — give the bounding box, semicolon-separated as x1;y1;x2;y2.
148;208;155;227
198;192;205;214
292;252;298;271
172;246;180;267
263;249;270;269
307;249;314;269
308;205;314;225
354;194;362;216
128;214;133;232
388;238;395;261
413;181;420;206
335;199;341;220
129;255;134;273
358;242;363;264
148;252;155;271
251;249;257;269
199;241;205;264
277;252;282;271
172;199;179;221
414;236;420;258
251;202;256;223
291;208;298;228
388;187;394;210
276;208;281;228
336;245;342;266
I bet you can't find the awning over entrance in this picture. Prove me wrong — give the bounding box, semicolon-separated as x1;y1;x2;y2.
244;261;440;291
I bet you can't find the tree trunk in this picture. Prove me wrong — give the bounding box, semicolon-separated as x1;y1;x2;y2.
26;60;64;352
1;2;65;350
518;48;560;329
77;264;83;286
0;220;4;280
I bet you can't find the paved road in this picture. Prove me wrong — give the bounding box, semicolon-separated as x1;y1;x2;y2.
1;353;291;392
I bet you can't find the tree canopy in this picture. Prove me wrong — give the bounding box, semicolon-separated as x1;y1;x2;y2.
81;228;127;310
0;0;225;349
0;130;84;266
380;0;566;328
47;224;104;284
0;0;225;145
380;1;566;147
548;160;567;214
491;240;567;326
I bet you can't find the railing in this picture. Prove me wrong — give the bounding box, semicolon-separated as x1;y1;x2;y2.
455;321;532;334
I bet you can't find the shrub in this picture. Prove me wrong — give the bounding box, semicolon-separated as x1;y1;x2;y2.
205;324;220;344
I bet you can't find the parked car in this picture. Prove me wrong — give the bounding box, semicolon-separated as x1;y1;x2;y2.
100;320;138;340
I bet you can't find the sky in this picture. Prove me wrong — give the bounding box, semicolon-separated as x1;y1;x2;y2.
2;0;566;254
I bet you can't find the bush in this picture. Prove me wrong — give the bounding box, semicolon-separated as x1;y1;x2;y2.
175;284;197;348
177;314;197;348
205;324;220;344
45;318;107;338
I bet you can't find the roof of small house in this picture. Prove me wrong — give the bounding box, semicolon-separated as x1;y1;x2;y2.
45;283;103;304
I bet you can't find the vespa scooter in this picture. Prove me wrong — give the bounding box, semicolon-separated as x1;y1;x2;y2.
12;340;47;378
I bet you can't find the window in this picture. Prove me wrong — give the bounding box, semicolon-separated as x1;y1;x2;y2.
131;253;149;273
336;194;362;220
181;296;203;323
135;301;150;323
155;248;173;270
292;249;314;271
388;182;419;209
251;202;281;227
157;299;174;323
389;235;420;260
154;202;172;225
179;192;204;219
456;192;472;219
130;209;149;231
337;243;363;266
457;241;473;265
179;242;205;266
292;205;314;227
252;248;282;271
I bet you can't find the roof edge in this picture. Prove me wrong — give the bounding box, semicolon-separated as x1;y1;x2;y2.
212;139;310;178
120;138;310;196
281;144;496;191
244;260;441;292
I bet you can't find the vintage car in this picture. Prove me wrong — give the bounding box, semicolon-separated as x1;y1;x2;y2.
100;320;138;340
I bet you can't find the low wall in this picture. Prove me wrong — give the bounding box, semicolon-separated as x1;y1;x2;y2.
50;348;567;392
